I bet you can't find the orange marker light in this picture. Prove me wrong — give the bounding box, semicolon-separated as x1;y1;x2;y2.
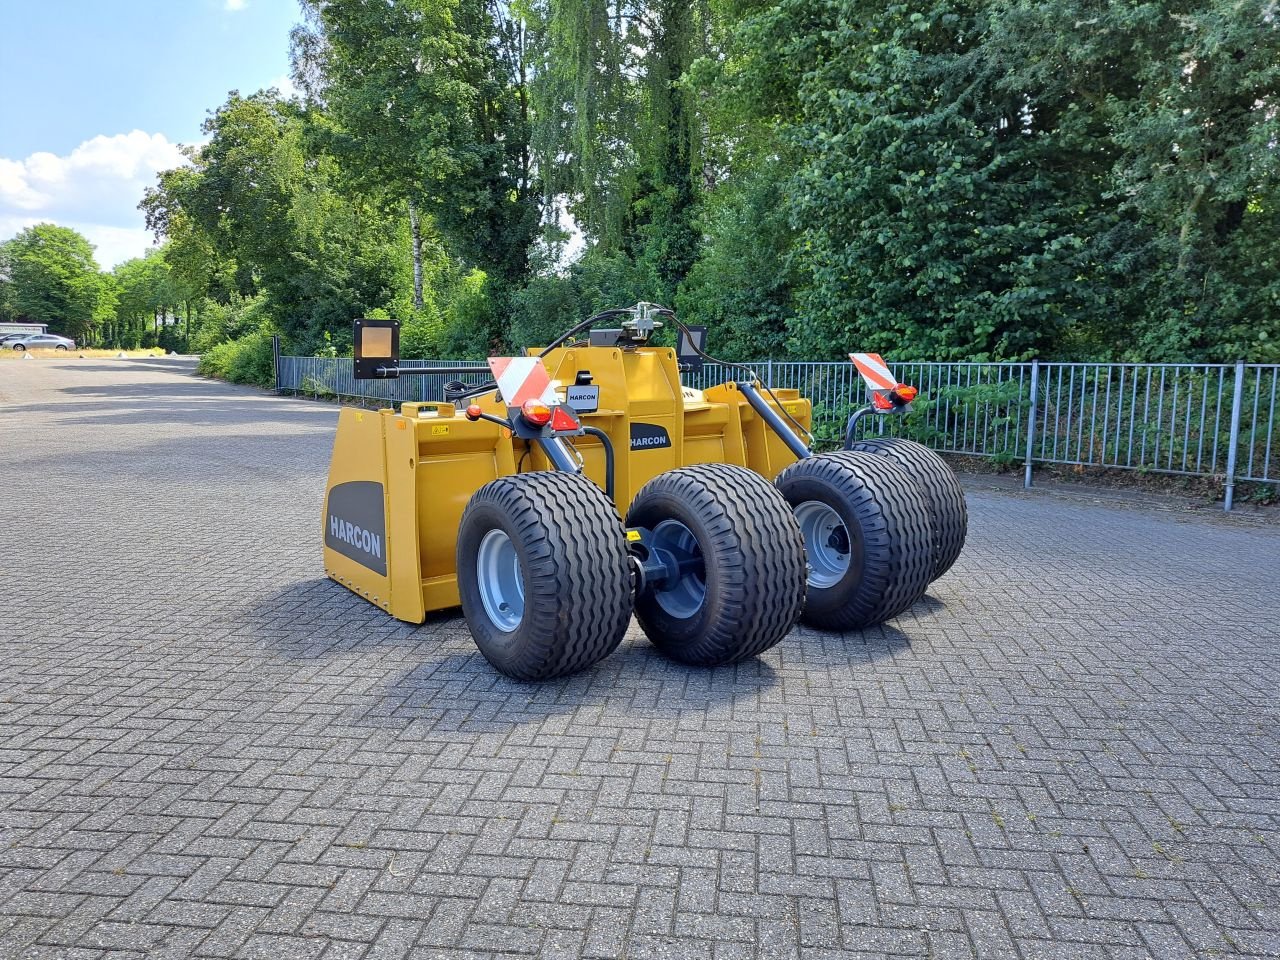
521;399;552;426
894;384;918;402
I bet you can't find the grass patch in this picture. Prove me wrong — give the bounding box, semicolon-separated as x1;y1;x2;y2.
0;347;169;361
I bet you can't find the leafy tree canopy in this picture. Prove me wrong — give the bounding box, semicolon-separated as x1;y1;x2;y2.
6;0;1277;364
2;224;114;341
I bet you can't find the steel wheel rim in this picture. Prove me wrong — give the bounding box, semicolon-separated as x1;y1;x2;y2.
795;500;850;589
477;528;525;631
651;519;706;619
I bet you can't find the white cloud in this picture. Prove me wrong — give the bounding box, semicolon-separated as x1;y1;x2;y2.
0;214;159;273
0;131;189;268
225;0;247;10
78;224;162;271
0;160;46;210
266;73;298;99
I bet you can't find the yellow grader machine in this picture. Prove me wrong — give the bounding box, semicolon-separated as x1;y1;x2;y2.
323;303;966;680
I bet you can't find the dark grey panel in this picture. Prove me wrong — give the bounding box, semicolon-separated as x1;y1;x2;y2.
325;480;388;576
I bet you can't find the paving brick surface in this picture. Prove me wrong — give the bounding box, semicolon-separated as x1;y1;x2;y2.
1;358;1277;960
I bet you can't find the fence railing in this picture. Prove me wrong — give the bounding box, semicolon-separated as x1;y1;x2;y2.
276;353;1278;509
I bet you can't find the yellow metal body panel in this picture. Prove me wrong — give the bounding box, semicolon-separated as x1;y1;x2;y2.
322;408;394;613
323;344;813;622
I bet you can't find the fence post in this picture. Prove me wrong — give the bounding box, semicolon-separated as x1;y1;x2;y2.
1223;360;1246;512
272;335;281;394
1023;360;1039;489
766;359;774;388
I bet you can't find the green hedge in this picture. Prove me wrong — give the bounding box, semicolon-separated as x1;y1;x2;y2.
198;331;275;387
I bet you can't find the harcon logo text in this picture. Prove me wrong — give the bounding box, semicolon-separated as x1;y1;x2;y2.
329;515;382;558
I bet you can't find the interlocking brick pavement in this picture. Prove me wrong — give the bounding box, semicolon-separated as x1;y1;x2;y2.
1;357;1277;960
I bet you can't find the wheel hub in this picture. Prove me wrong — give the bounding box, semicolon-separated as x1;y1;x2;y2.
476;528;525;631
648;519;706;619
794;500;851;589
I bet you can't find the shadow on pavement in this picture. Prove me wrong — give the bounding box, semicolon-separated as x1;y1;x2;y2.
14;378;340;430
43;402;337;430
910;593;947;615
245;576;926;732
8;430;335;487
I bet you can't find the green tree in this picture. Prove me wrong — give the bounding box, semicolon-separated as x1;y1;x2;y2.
1098;0;1280;360
293;0;537;342
708;0;1278;362
3;224;114;343
111;250;182;348
142;91;406;352
675;0;807;356
782;1;1117;360
131;0;1280;367
528;0;707;303
0;241;16;322
676;158;797;358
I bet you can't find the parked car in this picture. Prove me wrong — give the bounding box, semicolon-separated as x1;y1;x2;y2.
10;334;75;351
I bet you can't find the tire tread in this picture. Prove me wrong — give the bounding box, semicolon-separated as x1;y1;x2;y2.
848;438;967;580
626;464;806;665
777;451;933;630
458;472;631;680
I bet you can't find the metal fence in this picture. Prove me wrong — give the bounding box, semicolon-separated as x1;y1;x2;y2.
278;355;497;406
277;353;1278;509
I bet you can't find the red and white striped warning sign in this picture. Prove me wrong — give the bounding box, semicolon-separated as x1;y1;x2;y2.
849;353;897;393
487;356;558;406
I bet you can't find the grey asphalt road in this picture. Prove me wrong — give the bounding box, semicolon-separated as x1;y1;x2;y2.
1;357;1278;960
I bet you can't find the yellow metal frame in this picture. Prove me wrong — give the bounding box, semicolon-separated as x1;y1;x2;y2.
322;344;812;623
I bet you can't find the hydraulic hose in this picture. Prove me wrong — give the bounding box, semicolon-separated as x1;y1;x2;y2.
580;426;616;501
538;309;633;358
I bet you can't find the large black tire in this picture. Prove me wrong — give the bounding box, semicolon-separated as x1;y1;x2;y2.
625;463;806;666
775;452;933;631
848;437;967;581
456;472;632;681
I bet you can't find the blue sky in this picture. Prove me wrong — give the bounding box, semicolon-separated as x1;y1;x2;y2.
0;0;302;267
